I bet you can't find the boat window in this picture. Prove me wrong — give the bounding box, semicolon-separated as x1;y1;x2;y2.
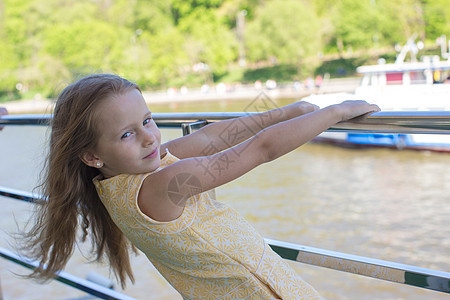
410;71;426;84
433;70;449;84
386;72;403;85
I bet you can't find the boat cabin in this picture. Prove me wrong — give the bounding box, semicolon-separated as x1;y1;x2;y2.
357;57;450;87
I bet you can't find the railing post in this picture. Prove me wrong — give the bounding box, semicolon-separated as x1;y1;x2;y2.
181;120;208;136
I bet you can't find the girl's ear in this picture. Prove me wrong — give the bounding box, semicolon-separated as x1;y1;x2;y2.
80;151;102;168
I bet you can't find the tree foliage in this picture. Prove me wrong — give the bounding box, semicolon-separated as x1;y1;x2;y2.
423;0;450;39
245;0;321;64
0;0;448;100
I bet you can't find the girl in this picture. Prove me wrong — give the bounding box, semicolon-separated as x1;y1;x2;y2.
22;74;379;299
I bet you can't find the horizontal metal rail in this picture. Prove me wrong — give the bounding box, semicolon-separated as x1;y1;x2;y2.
267;239;450;294
0;186;36;203
1;186;449;294
0;247;136;300
2;111;450;134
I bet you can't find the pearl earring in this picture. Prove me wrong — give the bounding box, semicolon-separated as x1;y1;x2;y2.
96;162;102;167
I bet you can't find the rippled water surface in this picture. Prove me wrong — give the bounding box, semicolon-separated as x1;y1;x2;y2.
1;98;449;299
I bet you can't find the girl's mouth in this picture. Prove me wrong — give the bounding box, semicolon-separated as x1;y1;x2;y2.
144;148;158;159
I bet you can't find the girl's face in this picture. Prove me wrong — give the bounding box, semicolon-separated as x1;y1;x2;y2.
88;89;162;177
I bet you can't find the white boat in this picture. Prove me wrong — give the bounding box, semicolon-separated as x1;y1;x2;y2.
305;37;450;152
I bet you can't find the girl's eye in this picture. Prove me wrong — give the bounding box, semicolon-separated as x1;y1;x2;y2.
121;132;131;139
143;118;151;126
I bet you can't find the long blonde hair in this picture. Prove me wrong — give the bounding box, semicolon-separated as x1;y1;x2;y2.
22;74;140;288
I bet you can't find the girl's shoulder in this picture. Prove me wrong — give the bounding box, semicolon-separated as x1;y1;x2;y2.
93;173;147;202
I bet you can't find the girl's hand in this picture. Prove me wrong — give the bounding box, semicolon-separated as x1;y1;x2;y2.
0;107;8;131
334;100;380;122
0;107;7;117
283;101;319;119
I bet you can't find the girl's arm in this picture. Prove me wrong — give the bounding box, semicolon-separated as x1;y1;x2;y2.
141;101;379;222
160;101;319;159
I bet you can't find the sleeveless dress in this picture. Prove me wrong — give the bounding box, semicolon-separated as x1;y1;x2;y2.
93;151;323;300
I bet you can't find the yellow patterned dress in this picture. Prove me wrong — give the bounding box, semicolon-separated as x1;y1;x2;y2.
93;152;323;300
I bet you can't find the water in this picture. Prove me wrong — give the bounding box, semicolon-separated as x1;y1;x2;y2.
1;98;449;299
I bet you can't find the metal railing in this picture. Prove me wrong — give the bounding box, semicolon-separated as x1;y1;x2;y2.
1;111;450;298
0;246;136;300
2;111;450;134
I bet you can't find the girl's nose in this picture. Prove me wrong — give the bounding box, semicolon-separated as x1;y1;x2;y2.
142;129;156;146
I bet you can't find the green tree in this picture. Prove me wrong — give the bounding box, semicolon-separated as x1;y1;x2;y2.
423;0;450;40
42;21;128;72
332;0;425;53
1;0;103;95
376;0;424;44
171;0;225;24
178;8;238;75
2;0;45;97
244;0;322;67
0;39;19;100
107;0;174;34
332;0;379;52
0;1;18;99
141;28;189;88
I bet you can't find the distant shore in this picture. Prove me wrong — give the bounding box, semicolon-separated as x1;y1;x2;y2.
2;77;360;114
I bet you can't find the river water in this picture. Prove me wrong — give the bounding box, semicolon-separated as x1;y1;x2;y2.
0;97;449;299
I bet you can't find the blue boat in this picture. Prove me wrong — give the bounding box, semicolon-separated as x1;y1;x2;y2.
313;132;450;153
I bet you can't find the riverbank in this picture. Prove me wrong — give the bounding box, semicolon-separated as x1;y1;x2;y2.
2;77;360;114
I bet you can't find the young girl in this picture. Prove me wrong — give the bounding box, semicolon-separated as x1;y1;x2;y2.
22;74;379;299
